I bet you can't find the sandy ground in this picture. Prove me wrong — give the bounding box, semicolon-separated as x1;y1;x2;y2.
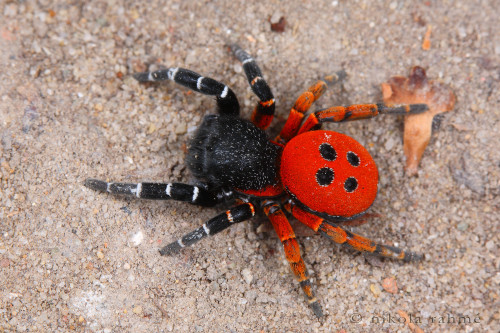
1;1;499;332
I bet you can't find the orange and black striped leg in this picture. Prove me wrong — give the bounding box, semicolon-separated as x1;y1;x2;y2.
134;67;240;115
262;200;323;318
275;81;328;144
297;102;429;134
83;179;230;207
159;202;255;255
286;202;422;262
230;44;275;130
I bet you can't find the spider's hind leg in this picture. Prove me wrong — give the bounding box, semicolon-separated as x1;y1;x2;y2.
286;202;422;262
159;202;255;255
262;200;323;318
84;179;221;207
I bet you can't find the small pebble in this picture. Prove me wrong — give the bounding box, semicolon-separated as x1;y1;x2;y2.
241;268;253;284
385;137;396;151
129;231;144;247
3;4;17;16
457;222;469;231
370;284;381;297
174;122;187;135
495;44;500;55
132;306;142;314
96;251;104;259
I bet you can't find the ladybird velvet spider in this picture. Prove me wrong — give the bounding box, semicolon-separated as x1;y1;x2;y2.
85;45;425;318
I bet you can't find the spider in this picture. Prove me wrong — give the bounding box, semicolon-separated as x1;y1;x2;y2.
85;45;426;318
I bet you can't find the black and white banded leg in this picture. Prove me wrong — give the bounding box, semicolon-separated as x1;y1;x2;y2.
84;179;222;207
229;44;275;129
133;67;240;115
159;202;255;255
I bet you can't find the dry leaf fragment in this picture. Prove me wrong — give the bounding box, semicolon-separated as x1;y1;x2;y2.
270;16;286;32
381;66;456;176
382;277;398;294
422;25;432;50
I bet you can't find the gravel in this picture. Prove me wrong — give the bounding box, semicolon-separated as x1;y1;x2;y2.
0;1;498;332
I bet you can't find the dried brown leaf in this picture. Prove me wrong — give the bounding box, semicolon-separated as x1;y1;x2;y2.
381;66;456;175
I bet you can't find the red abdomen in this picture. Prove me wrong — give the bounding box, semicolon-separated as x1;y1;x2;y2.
280;131;378;220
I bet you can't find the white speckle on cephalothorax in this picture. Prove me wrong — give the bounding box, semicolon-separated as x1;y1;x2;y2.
129;230;144;247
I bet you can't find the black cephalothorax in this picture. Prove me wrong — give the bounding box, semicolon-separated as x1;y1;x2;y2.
187;114;281;190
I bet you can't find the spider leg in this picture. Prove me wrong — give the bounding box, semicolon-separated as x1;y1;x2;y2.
297;102;429;134
262;200;323;318
134;68;240;115
159;202;255;255
275;80;328;144
285;201;422;262
229;44;275;130
84;179;224;207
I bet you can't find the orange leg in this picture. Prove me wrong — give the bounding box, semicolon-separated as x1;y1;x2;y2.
285;201;422;262
250;99;275;130
275;81;328;144
262;201;323;317
297;102;428;135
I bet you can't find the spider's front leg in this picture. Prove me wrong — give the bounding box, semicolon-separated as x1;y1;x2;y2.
134;67;240;115
159;202;255;255
230;44;275;130
297;102;429;134
275;80;328;144
262;200;323;318
84;179;223;207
